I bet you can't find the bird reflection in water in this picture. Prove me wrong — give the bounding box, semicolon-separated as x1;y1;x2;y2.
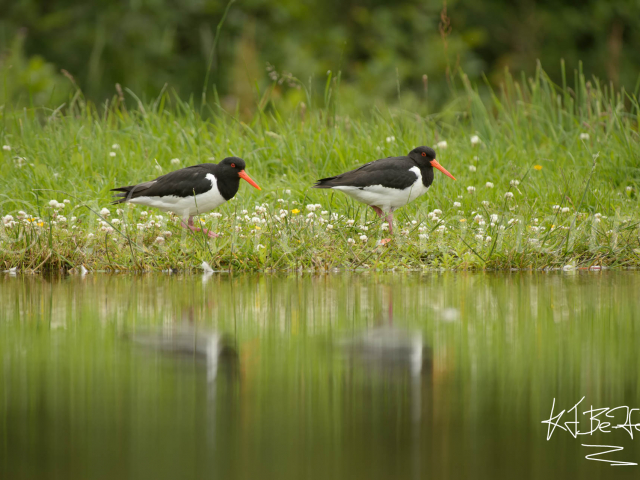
132;326;238;382
339;286;432;480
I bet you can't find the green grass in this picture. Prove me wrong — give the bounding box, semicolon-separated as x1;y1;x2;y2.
1;65;639;272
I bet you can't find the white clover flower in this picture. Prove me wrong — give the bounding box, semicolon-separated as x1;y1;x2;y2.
485;182;494;189
579;133;590;140
490;214;498;223
256;244;265;250
100;208;110;217
453;201;462;208
109;152;116;157
531;226;539;233
87;233;95;239
470;135;481;145
386;136;395;143
140;211;148;217
3;214;14;225
155;165;162;171
485;236;492;243
162;231;173;237
437;225;446;232
594;213;602;219
481;200;489;207
467;186;476;194
320;210;328;215
284;189;291;195
306;212;315;219
473;214;484;223
111;218;120;225
347;219;355;226
255;206;267;214
112;143;120;149
211;212;222;218
63;199;70;204
418;226;426;233
347;238;355;244
504;192;514;199
2;145;11;151
359;234;368;242
411;220;417;225
381;223;389;231
418;233;428;240
154;236;165;244
552;205;561;211
326;224;334;230
510;180;520;187
475;234;484;242
48;200;59;208
626;186;633;192
469;165;476;172
436;140;448;149
314;203;322;209
561;207;570;213
170;158;180;165
332;213;339;221
306;204;317;212
431;209;442;216
251;217;261;223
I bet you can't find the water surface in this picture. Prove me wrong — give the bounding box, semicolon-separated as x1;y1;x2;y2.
2;271;640;479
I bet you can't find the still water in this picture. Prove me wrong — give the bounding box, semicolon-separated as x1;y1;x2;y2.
2;271;640;479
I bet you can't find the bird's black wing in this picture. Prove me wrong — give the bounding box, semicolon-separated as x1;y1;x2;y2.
313;156;418;189
111;164;216;204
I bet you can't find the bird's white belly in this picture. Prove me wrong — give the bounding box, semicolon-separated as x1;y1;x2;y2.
130;174;225;218
333;167;429;212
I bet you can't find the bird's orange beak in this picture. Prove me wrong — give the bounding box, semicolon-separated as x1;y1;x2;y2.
431;160;456;180
238;170;261;190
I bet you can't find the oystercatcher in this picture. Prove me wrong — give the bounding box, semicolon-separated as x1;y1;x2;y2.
111;157;261;237
313;146;455;235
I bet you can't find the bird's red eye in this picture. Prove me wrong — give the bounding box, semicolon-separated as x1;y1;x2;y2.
231;163;236;168
422;152;427;157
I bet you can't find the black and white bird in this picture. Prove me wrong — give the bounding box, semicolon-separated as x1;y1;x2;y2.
111;157;261;237
313;146;455;236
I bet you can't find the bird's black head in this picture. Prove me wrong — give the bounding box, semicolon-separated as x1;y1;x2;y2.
408;146;456;181
219;157;261;190
408;146;436;163
219;156;246;172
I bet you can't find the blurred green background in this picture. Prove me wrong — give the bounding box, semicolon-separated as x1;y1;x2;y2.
1;0;639;112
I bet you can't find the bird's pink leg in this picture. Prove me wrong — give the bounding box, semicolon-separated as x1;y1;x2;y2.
385;213;394;235
370;205;384;217
376;212;394;245
181;216;218;238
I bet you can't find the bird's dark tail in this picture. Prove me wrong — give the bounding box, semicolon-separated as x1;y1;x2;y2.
110;186;135;205
312;176;339;189
110;180;155;204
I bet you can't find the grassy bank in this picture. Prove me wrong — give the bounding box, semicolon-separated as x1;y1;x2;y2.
1;66;639;272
